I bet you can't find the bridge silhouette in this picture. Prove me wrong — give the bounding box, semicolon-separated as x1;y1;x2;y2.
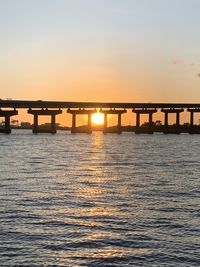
1;99;200;134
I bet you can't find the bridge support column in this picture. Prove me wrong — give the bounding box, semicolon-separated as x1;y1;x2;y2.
161;108;184;134
103;113;107;131
0;109;18;134
176;112;180;127
190;111;194;126
101;109;127;134
71;114;77;133
28;109;62;134
118;113;122;131
132;109;157;134
5;116;11;133
67;109;96;133
164;112;168;127
51;114;56;133
149;112;153;131
88;113;92;132
136;113;140;129
33;114;38;133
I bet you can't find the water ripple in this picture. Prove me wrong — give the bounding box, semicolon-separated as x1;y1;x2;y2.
0;131;200;266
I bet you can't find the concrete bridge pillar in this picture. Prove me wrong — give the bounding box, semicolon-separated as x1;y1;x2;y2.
72;113;76;132
28;109;62;134
132;109;157;134
88;113;92;130
67;109;96;133
4;116;10;133
51;114;56;133
164;112;168;126
190;111;194;126
0;109;18;134
149;112;153;128
103;113;108;130
176;112;180;126
136;113;140;128
101;109;127;134
33;114;38;133
118;113;122;129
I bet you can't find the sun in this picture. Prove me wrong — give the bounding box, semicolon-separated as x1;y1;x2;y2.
92;113;104;125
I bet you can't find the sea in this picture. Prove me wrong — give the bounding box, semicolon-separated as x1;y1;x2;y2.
0;130;199;267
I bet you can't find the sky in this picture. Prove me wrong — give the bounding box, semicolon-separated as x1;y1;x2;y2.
1;0;200;104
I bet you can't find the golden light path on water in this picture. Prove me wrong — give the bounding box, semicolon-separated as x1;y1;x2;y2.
54;133;135;264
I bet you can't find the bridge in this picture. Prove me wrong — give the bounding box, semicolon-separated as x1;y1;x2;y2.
1;99;200;134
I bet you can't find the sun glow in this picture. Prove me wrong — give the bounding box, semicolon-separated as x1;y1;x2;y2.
92;113;104;125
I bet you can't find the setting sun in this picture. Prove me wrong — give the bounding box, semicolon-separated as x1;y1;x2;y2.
92;113;104;125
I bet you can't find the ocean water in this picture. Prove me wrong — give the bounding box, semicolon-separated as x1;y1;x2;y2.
0;130;199;267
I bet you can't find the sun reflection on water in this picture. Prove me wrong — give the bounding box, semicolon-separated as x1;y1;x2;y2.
52;132;130;265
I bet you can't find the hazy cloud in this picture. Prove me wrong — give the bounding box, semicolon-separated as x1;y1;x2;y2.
172;59;182;65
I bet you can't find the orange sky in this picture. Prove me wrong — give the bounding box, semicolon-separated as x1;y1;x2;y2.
1;1;200;126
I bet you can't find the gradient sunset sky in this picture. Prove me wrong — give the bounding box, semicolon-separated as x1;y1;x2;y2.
1;0;200;103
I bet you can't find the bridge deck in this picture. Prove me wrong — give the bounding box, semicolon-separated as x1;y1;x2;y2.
1;100;200;109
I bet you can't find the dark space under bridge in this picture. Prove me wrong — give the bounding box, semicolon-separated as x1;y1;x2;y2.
1;100;200;134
